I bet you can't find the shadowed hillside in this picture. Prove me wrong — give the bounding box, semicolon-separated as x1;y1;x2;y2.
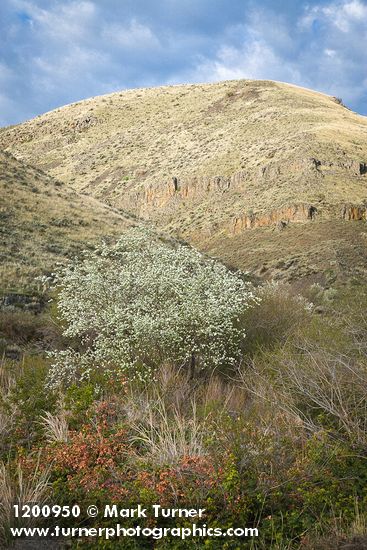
0;150;134;293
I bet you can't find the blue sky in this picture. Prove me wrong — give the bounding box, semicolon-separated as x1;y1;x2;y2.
0;0;366;125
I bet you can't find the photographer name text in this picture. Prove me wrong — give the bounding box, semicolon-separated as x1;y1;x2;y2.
104;504;206;519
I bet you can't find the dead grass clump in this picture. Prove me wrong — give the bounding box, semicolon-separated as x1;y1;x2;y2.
242;330;367;448
0;310;48;346
40;409;69;443
0;366;17;450
242;282;311;355
117;364;249;466
202;375;248;416
153;362;192;411
0;458;50;546
131;397;207;465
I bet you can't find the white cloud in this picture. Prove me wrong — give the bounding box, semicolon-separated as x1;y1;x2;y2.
5;0;162;106
183;0;367;110
301;0;367;32
12;0;97;41
32;47;109;92
324;48;337;57
102;20;161;50
342;0;367;20
1;0;366;123
192;39;302;85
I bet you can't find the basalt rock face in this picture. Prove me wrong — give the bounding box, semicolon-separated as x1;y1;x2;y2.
126;151;367;235
232;204;318;233
341;204;367;220
259;157;367;180
141;173;239;208
231;202;367;233
131;161;367;236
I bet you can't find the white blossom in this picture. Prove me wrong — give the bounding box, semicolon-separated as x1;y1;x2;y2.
48;228;256;387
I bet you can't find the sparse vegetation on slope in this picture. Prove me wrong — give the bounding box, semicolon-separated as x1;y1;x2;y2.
1;79;367;283
0;150;134;293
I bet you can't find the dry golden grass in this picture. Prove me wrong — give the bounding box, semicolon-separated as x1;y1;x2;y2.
39;410;69;443
197;219;367;285
0;457;50;546
0;150;135;291
1;80;366;228
1;79;367;283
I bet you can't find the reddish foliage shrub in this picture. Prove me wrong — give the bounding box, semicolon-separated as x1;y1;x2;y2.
44;402;134;500
137;455;218;506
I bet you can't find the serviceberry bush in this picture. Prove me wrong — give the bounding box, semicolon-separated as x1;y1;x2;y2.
48;228;256;387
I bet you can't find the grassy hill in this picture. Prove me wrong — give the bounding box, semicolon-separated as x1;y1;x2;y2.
1;79;367;284
0;150;134;294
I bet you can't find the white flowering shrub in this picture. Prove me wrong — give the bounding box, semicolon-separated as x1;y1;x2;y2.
48;228;255;387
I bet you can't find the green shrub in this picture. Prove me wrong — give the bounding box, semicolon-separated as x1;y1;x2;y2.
1;355;56;452
241;283;311;356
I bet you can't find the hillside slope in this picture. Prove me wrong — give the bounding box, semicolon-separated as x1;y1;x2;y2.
0;150;134;293
1;79;367;283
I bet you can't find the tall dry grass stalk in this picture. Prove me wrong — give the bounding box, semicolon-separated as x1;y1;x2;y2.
0;364;17;444
124;365;249;466
203;374;248;416
349;498;367;538
40;410;69;443
118;362;192;427
154;362;192;411
0;456;50;546
132;397;207;465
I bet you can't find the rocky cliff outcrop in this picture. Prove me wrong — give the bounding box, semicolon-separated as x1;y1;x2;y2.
230;202;367;234
141;173;240;209
135;152;367;218
232;204;318;233
341;203;367;220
